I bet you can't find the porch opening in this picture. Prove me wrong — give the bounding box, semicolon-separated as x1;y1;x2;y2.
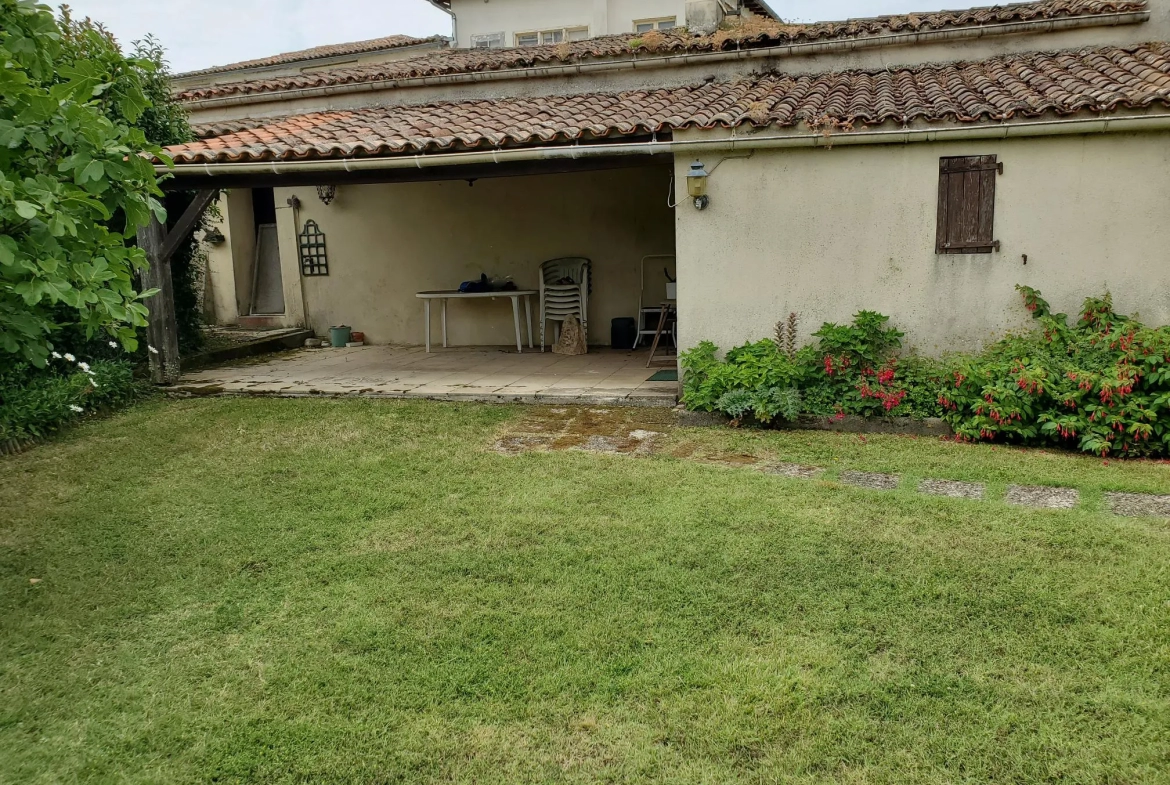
249;187;285;316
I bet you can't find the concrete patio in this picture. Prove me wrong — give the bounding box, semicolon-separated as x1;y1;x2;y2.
171;345;679;406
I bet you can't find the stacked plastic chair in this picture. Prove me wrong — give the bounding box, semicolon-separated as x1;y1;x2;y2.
539;257;591;351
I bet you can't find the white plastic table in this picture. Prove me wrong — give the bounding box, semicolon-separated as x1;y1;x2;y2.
416;290;537;353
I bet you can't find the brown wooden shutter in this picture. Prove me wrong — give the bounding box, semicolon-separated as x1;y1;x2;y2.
936;155;1000;254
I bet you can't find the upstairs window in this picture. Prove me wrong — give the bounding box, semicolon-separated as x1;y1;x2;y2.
471;32;505;48
516;27;588;46
634;17;677;33
936;155;1002;254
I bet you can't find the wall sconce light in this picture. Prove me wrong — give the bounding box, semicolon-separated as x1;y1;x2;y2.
203;227;226;245
686;160;709;210
316;185;337;206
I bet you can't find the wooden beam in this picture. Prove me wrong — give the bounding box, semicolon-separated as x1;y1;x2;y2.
159;189;218;263
136;215;182;384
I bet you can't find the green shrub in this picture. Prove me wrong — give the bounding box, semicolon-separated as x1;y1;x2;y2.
683;311;946;424
682;286;1170;458
940;286;1170;457
680;339;803;423
0;355;143;441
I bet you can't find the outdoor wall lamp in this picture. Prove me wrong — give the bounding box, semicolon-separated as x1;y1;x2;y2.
203;227;226;245
316;185;338;206
686;160;709;210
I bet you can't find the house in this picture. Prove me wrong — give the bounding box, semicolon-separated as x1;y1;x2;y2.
170;35;449;92
152;0;1170;384
423;0;781;48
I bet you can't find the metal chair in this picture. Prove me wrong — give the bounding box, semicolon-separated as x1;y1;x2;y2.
539;257;591;351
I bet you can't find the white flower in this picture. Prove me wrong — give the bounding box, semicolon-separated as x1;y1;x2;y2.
64;353;75;362
69;405;84;413
89;378;99;388
147;345;159;355
51;351;62;359
78;362;90;372
108;341;118;349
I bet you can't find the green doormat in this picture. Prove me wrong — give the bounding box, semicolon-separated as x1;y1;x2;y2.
647;369;679;382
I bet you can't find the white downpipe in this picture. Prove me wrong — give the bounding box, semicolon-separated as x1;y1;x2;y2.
160;114;1170;179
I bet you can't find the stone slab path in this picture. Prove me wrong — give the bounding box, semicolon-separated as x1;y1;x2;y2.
491;407;1170;519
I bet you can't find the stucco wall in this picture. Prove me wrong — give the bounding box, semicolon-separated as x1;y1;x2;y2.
673;130;1170;355
204;193;239;325
270;165;674;346
450;0;686;46
610;0;686;31
452;0;596;47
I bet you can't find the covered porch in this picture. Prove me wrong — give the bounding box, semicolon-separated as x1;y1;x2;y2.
172;344;678;405
196;154;678;356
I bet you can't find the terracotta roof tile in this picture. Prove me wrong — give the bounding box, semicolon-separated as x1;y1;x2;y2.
172;43;1170;164
175;0;1147;101
177;35;445;78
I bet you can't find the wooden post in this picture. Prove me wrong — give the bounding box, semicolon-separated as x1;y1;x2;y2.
137;215;181;384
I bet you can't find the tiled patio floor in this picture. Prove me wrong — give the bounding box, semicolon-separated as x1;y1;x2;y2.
172;345;679;406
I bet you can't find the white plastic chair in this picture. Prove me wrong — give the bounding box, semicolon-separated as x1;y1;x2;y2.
539;257;590;351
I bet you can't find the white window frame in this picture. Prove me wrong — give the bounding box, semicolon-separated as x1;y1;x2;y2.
471;32;505;49
633;17;677;33
515;26;588;46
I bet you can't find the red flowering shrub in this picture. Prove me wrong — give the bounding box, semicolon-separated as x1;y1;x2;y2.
942;286;1170;457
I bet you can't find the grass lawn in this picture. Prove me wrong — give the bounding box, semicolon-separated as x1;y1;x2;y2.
2;398;1168;783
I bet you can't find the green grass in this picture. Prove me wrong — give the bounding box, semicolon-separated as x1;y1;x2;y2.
1;398;1168;784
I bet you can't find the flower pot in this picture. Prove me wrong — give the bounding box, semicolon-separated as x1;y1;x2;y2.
329;325;352;347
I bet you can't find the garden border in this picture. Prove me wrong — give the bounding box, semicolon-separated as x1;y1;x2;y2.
678;410;953;437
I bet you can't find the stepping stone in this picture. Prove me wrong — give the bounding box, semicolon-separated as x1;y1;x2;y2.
839;470;900;491
919;479;986;500
762;462;824;480
577;435;623;453
1105;492;1170;518
1006;485;1079;509
491;435;554;454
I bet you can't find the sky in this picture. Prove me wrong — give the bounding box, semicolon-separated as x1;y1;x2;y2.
61;0;964;74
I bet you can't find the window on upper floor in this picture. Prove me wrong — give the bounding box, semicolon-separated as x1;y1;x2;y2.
634;17;677;33
471;32;505;49
515;27;589;46
936;155;1002;254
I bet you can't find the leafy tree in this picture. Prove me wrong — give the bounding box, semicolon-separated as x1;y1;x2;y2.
0;0;168;366
58;8;208;354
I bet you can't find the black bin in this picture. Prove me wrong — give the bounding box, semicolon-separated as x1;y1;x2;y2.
611;317;637;350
